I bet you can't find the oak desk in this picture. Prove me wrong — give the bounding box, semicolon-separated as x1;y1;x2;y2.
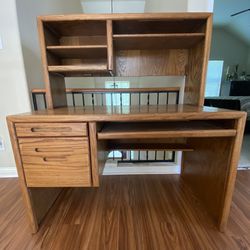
7;105;246;233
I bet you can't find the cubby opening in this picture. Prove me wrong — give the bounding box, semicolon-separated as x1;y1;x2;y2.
113;19;206;34
43;20;111;76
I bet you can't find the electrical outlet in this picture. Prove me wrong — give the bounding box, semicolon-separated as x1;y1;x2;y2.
0;137;5;151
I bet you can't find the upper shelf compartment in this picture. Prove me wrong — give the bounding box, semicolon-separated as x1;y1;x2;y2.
113;33;205;50
113;19;206;34
112;19;206;50
43;20;107;46
42;20;113;76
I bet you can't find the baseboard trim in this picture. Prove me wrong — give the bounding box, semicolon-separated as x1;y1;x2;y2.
0;167;18;178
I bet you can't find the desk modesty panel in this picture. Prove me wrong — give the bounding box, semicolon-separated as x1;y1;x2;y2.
7;105;246;233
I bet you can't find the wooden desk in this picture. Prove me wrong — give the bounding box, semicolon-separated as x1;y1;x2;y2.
7;105;246;233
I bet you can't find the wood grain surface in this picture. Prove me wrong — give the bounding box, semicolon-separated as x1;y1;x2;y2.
7;105;246;123
0;172;249;249
98;121;236;139
19;137;91;187
7;120;64;233
15;122;87;137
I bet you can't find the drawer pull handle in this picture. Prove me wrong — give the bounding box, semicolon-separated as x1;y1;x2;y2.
35;148;72;153
31;127;72;133
43;157;66;162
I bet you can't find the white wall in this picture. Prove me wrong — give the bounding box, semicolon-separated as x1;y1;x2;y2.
145;0;187;12
0;0;31;170
187;0;214;12
82;0;145;13
145;0;213;12
16;0;82;93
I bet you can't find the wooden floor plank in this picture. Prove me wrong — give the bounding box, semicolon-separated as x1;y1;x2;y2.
0;171;249;250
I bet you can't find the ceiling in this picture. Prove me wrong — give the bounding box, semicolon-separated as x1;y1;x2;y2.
213;0;250;46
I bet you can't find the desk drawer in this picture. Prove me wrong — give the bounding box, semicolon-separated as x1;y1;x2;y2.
16;123;87;137
19;137;91;187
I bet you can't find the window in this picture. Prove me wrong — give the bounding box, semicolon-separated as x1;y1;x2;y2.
205;60;224;97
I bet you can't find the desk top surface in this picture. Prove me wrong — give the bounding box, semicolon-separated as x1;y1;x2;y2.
8;105;246;123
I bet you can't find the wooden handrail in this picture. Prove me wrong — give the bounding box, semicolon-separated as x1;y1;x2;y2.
32;87;180;94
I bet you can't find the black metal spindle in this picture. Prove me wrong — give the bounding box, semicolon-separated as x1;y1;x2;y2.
101;93;104;106
147;93;150;105
82;93;85;106
72;93;75;106
43;94;47;109
120;93;122;106
32;93;38;110
91;93;95;106
166;92;169;105
176;91;179;104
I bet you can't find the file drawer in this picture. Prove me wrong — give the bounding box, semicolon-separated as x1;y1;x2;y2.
19;137;91;187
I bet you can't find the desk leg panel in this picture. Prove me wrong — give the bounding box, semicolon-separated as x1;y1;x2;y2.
89;122;109;187
7;120;63;233
181;137;235;231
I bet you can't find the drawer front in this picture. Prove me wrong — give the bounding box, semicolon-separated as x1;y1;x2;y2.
19;137;91;187
16;123;87;137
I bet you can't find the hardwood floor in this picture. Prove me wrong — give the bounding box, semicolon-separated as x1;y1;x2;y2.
0;171;249;250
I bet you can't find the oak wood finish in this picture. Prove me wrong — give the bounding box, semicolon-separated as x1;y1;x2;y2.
107;142;194;151
6;119;63;233
19;137;91;187
7;106;246;232
39;13;211;21
32;86;181;94
46;45;108;59
89;122;109;187
7;105;245;123
115;49;188;76
15;122;87;137
37;18;67;109
48;64;108;75
8;12;246;236
113;33;205;50
38;13;212;107
0;172;249;249
106;20;114;72
98;121;236;139
181;115;246;232
184;14;213;105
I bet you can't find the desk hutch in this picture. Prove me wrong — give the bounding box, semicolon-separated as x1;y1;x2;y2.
7;13;246;233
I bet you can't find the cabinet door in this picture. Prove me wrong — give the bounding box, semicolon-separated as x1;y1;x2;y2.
19;137;91;187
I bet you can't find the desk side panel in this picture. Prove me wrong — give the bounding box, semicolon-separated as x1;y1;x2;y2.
181;116;246;231
7;119;63;233
89;122;109;187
